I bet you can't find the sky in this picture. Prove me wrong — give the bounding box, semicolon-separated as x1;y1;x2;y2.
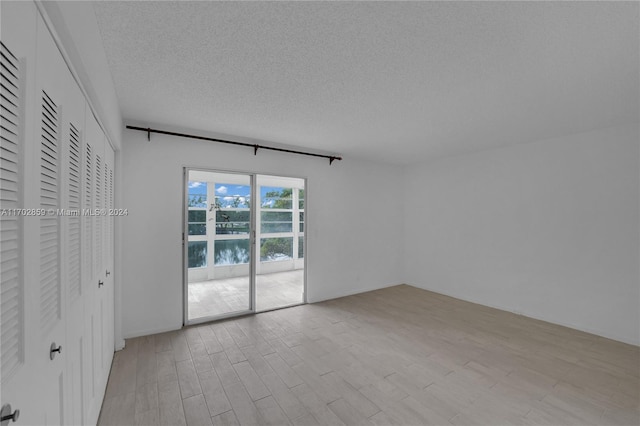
188;182;293;208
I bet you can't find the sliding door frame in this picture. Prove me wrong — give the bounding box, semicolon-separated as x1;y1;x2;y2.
182;167;307;326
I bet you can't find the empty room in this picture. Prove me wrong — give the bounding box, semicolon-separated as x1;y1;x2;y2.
0;1;638;425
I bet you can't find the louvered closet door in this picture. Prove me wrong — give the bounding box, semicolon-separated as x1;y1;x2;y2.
92;126;114;403
83;111;107;424
102;142;115;380
3;4;117;425
0;2;41;424
62;63;86;426
34;13;68;425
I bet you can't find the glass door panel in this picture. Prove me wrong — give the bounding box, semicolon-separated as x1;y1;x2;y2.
255;176;305;312
186;170;253;323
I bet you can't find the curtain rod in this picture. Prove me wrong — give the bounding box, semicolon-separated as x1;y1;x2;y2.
126;125;343;165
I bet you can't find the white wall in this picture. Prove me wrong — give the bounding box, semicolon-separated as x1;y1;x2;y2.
404;124;640;345
123;123;639;344
121;128;404;338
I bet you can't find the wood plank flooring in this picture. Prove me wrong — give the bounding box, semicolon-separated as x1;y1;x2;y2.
99;285;639;425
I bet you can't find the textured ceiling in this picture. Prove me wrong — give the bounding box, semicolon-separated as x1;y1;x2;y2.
94;1;639;165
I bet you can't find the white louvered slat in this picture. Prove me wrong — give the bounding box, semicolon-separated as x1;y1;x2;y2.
85;142;92;279
104;161;108;267
95;154;102;272
40;90;60;328
0;40;23;378
68;123;81;300
109;167;113;257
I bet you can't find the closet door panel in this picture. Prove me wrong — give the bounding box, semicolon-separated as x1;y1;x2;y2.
103;143;115;377
83;110;103;425
62;62;86;426
92;128;111;402
35;12;68;425
0;1;41;424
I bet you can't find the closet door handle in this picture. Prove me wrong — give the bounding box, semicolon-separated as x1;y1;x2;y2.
106;270;110;277
98;280;104;288
50;342;62;360
1;404;20;425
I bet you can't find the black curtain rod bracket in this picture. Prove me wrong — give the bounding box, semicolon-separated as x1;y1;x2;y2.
127;125;342;165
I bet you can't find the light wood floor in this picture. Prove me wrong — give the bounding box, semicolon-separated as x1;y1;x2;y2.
99;285;639;426
188;270;304;321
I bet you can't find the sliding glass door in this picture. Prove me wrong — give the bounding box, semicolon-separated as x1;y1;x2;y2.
255;175;305;311
184;169;305;324
185;170;254;322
